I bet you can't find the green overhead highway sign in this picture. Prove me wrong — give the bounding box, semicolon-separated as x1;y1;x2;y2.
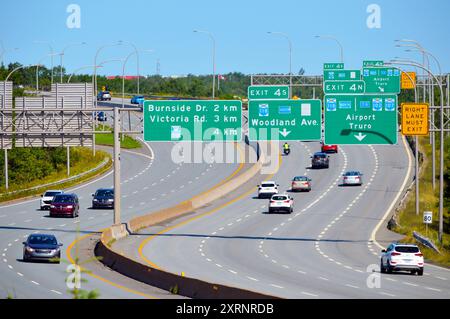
323;63;344;70
248;99;322;141
143;100;242;142
323;80;366;94
363;60;384;67
248;85;289;100
323;70;361;81
324;94;398;145
363;67;401;94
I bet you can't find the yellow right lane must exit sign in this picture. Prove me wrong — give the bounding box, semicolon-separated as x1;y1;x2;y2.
401;103;429;135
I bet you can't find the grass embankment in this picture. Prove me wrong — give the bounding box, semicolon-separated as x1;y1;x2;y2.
0;148;112;203
393;136;450;267
95;124;141;149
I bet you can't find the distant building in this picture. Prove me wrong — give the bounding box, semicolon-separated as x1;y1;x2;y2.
106;76;143;80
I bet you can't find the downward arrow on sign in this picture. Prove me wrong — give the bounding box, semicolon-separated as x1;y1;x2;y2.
280;128;291;138
378;86;385;93
354;132;366;141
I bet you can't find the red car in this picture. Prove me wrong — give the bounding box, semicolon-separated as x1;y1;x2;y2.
321;143;338;153
49;193;79;218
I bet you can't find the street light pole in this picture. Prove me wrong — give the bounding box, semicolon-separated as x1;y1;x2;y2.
268;31;292;98
4;64;41;190
36;53;59;91
389;60;446;244
315;35;344;63
34;41;54;86
60;42;86;83
194;30;216;99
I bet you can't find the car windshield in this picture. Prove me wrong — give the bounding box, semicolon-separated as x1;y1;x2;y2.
28;235;57;245
272;196;287;201
314;154;326;159
293;176;308;181
44;191;61;197
345;172;360;176
96;189;114;197
261;183;275;187
395;246;420;253
53;195;75;203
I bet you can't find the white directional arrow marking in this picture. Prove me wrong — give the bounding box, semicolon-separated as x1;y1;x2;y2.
378;86;385;92
354;133;366;141
279;128;291;138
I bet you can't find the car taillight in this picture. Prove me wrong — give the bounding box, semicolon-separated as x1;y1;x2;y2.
284;200;290;203
391;252;401;256
344;177;348;180
415;253;423;257
270;200;275;203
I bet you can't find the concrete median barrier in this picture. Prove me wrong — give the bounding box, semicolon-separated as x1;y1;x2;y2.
95;141;276;298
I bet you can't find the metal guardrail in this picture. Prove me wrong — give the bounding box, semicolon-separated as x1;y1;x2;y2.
0;156;111;197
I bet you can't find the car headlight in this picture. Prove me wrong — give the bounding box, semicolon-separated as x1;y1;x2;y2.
26;247;34;252
93;199;98;202
66;205;73;209
50;205;55;208
107;199;114;202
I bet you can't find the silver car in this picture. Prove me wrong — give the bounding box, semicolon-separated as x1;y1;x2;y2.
291;176;312;192
342;171;363;186
23;234;62;263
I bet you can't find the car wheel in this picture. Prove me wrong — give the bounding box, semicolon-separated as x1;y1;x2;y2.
23;254;28;262
380;260;386;273
386;263;393;274
417;268;424;276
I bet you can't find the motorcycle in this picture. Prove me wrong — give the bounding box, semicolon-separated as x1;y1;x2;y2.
283;148;291;155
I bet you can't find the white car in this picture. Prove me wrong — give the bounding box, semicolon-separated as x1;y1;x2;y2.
257;181;279;199
40;190;64;210
268;194;294;214
342;171;363;186
380;243;424;275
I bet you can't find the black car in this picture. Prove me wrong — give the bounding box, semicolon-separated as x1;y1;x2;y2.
311;152;330;169
23;234;62;263
92;188;114;209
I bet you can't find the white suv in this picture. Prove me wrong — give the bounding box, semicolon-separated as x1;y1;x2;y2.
268;194;293;214
380;243;424;276
257;181;279;199
40;190;64;210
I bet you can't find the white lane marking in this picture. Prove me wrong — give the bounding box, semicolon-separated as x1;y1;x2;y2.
7;223;16;226
8;265;13;269
298;270;307;274
228;270;237;275
17;272;23;277
318;277;329;281
215;264;223;268
345;284;359;289
384;277;397;282
247;276;259;282
402;282;418;287
425;287;441;292
51;290;62;295
270;284;284;289
31;281;40;285
301;291;318;297
435;276;447;281
379;292;395;297
59;224;66;227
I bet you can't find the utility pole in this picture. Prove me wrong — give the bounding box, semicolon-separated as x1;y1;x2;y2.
113;105;121;225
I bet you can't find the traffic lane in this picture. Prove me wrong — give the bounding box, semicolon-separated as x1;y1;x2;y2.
0;150;153;298
191;145;374;298
316;141;450;296
137;141;349;296
0;142;243;298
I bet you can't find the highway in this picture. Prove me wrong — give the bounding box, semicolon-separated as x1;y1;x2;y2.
0;108;246;298
1;102;448;299
126;135;450;298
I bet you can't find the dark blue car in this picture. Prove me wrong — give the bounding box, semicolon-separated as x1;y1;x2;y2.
23;234;62;263
96;111;107;122
92;188;114;209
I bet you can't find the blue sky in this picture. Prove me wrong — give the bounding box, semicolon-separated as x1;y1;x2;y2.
0;0;449;77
